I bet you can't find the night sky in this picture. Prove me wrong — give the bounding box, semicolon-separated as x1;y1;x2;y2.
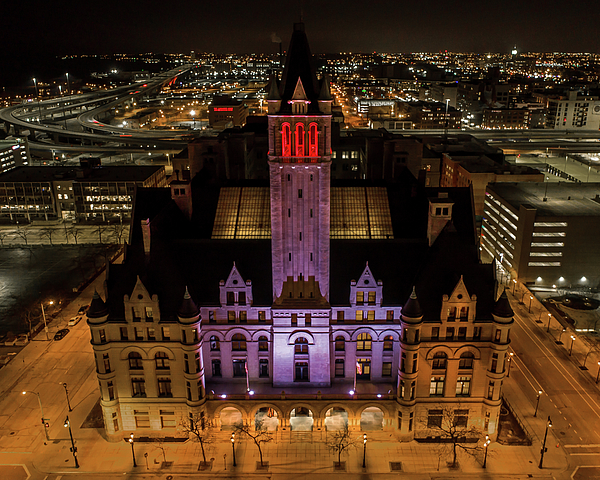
3;0;599;56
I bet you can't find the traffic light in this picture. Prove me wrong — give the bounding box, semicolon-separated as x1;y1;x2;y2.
45;422;50;428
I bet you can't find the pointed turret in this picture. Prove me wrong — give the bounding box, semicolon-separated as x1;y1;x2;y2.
492;289;513;319
178;286;200;319
278;23;321;113
402;286;423;322
267;75;281;100
318;75;332;101
87;290;109;319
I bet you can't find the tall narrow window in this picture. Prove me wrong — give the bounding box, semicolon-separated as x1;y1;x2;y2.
309;123;318;157
282;123;291;156
295;123;305;157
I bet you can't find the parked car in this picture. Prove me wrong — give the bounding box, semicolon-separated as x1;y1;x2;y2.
77;305;89;315
54;329;70;341
68;316;83;327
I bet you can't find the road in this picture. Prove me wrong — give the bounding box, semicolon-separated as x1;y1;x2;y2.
507;289;600;479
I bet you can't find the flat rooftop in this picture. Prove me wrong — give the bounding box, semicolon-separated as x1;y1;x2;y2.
488;182;600;216
0;166;164;183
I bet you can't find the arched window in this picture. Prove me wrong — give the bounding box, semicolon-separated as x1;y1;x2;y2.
432;351;448;369
258;336;269;351
295;123;305;157
356;333;372;351
128;352;143;370
155;352;169;370
282;123;291;156
308;122;318;157
209;335;220;351
295;337;308;354
459;351;474;369
231;334;247;351
383;335;394;351
335;336;345;351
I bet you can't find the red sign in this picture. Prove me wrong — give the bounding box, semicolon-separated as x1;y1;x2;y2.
214;107;234;112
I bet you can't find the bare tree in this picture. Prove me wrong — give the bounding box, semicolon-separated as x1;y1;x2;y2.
110;224;127;244
234;418;273;467
66;227;83;245
326;426;359;467
178;413;214;466
0;231;11;246
581;341;600;369
92;225;108;244
39;227;56;246
15;227;30;245
20;304;41;340
420;405;486;467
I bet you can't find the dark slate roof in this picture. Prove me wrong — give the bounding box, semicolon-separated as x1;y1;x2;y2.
402;287;423;318
492;289;514;318
278;23;322;114
178;287;200;318
87;290;109;318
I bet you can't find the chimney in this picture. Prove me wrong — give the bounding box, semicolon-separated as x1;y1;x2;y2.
427;193;454;246
141;218;151;255
170;179;193;220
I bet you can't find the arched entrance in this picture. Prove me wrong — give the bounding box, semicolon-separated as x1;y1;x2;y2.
220;407;243;431
324;407;348;431
255;407;278;431
290;407;313;431
360;406;384;431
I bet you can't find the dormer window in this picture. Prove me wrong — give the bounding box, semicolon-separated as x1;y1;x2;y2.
292;102;307;114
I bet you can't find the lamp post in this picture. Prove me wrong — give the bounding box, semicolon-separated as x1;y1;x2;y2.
61;382;72;412
231;432;236;466
41;300;53;340
482;434;491;468
512;279;517;295
529;295;533;313
596;361;600;383
534;390;542;417
546;314;552;333
362;433;367;468
66;72;70;96
64;416;80;468
22;391;49;440
538;416;552;469
129;433;137;467
557;328;566;344
33;77;42;123
507;352;514;378
190;110;196;129
569;335;576;356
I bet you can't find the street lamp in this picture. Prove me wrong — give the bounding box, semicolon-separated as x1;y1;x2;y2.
129;433;137;467
61;382;72;412
64;416;80;468
512;279;517;295
538;416;552;469
22;390;49;440
41;300;54;341
482;434;491;468
231;432;236;466
529;295;533;313
33;77;42;122
190;110;196;129
557;328;566;344
596;361;600;383
362;433;367;468
507;352;514;378
569;335;576;356
534;390;542;417
66;72;70;95
546;313;552;333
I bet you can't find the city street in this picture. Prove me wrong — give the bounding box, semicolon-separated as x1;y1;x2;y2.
2;271;600;478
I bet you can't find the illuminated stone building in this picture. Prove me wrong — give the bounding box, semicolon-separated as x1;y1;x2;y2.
88;23;510;443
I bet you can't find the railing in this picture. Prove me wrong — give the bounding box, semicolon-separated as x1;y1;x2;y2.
499;396;532;445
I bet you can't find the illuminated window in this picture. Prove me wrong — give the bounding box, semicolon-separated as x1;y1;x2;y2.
231;334;247;351
356;291;364;305
295;123;305;157
429;378;445;397
383;335;393;350
308;122;318;157
258;336;268;351
282;123;291;156
356;333;372;351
